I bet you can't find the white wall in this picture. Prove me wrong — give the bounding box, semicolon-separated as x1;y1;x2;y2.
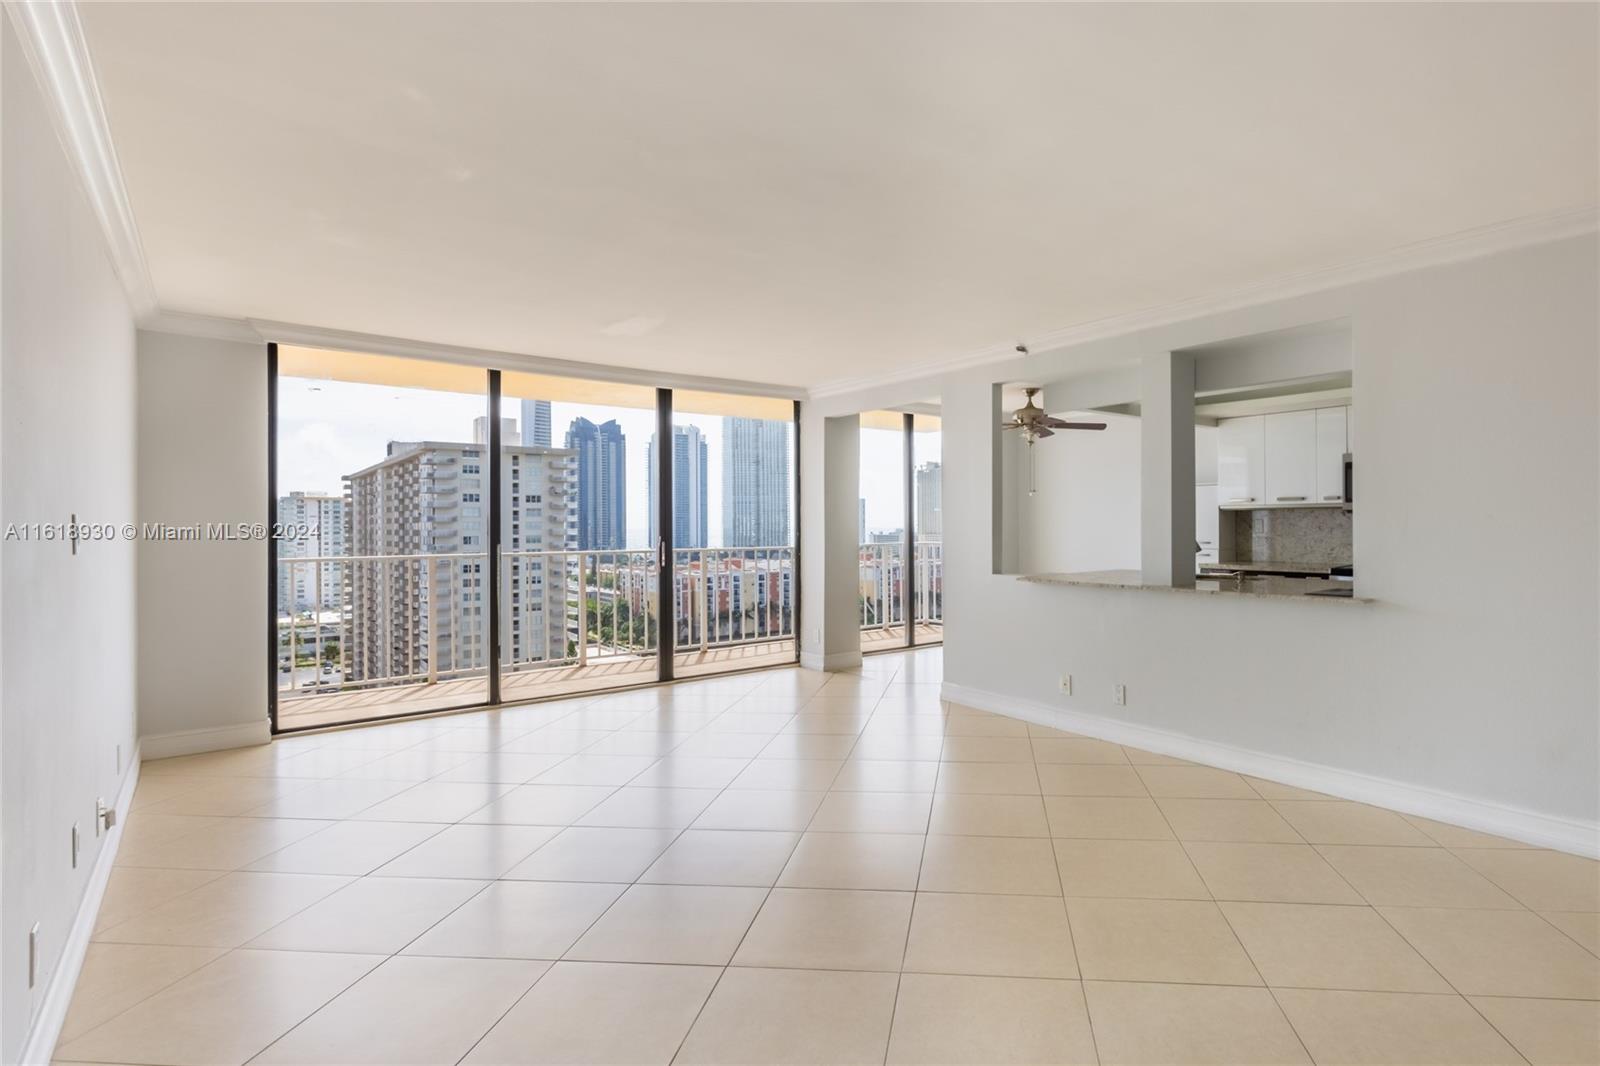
810;232;1600;853
136;331;269;755
2;17;140;1060
1016;411;1141;575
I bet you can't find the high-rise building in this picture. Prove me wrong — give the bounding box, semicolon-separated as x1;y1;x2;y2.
344;439;576;683
520;399;552;447
275;491;345;614
722;417;790;547
915;460;942;540
858;498;867;545
565;416;627;550
647;424;707;548
472;416;517;445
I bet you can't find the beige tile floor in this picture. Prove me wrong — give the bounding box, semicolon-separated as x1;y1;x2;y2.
56;646;1600;1065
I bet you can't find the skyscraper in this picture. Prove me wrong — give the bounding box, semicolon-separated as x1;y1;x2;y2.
344;439;575;682
472;416;517;445
275;491;345;614
858;498;867;545
722;417;790;547
647;424;708;549
565;416;627;550
915;460;942;540
520;399;552;447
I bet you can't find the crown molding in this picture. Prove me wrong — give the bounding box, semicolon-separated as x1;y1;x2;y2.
807;204;1600;400
141;309;264;344
6;0;158;321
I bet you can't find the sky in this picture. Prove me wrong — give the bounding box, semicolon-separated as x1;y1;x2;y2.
276;376;938;548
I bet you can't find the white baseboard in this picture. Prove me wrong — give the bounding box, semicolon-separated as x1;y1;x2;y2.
20;743;141;1066
139;719;270;760
800;650;864;672
942;682;1599;859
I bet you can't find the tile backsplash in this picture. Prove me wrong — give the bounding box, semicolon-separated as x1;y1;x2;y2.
1224;506;1352;567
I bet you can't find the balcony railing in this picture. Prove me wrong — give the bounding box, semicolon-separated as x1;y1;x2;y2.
672;546;796;653
858;540;943;632
277;544;799;703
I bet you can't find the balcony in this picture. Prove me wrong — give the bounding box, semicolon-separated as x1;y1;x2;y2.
858;540;943;648
276;547;799;731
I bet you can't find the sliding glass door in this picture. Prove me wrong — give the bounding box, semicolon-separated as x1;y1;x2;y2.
912;411;943;642
270;347;800;732
668;389;798;678
857;407;942;653
494;372;662;698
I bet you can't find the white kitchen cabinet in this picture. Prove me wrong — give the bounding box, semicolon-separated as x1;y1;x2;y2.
1264;409;1317;504
1315;406;1348;502
1195;484;1219;562
1217;416;1264;505
1195;424;1218;485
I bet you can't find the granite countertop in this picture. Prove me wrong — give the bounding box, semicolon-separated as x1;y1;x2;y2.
1199;560;1345;576
1019;569;1373;604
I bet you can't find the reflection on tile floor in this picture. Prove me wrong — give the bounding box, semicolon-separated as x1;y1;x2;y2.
58;646;1599;1065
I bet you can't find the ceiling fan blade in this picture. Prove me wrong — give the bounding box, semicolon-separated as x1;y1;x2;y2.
1055;422;1107;431
1000;421;1024;431
1033;427;1055;438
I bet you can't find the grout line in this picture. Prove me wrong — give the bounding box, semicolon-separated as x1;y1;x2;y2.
82;649;1586;1066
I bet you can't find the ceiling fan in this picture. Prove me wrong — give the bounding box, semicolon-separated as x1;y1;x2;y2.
1001;387;1107;442
1003;348;1107;495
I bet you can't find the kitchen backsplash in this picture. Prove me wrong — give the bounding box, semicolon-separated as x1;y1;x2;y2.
1223;507;1352;567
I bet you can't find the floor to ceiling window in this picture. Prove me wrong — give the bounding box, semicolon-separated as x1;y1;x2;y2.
912;410;943;643
272;347;493;730
858;407;942;652
668;389;798;677
858;410;908;649
271;349;799;731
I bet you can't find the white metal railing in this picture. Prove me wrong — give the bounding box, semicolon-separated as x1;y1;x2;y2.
276;552;490;697
278;544;799;702
915;540;944;625
858;540;942;632
501;548;660;674
672;546;796;653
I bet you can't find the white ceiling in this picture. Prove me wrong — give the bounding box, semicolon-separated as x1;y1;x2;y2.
80;3;1597;390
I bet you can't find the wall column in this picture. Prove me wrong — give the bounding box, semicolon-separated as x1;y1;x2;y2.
1140;351;1196;587
799;412;862;670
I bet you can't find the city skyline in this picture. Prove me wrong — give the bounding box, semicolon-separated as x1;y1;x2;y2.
276;376;929;546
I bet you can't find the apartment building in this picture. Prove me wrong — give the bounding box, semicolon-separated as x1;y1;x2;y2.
343;440;575;684
273;491;345;614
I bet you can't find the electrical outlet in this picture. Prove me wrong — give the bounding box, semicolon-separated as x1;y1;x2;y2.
28;924;39;989
96;798;115;835
1059;674;1072;696
1113;684;1127;706
71;823;80;869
